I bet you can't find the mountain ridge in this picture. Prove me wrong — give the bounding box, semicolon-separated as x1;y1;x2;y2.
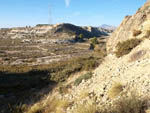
100;24;116;31
0;23;113;40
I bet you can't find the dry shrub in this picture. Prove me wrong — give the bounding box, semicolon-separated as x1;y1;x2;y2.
44;98;70;113
111;92;148;113
115;38;142;58
74;72;93;86
79;90;89;99
26;103;43;113
58;85;70;94
99;91;148;113
133;30;142;37
73;102;97;113
94;45;107;58
26;98;70;113
144;30;150;39
83;58;99;71
108;83;123;99
129;50;146;62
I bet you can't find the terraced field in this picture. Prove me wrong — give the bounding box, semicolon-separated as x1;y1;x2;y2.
0;38;92;65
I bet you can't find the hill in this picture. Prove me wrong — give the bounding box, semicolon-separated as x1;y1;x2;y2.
0;23;111;40
100;24;116;31
25;2;150;113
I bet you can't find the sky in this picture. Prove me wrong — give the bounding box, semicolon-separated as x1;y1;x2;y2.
0;0;147;28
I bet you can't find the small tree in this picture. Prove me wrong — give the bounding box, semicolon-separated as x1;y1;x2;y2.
79;34;84;39
90;37;99;45
75;34;84;42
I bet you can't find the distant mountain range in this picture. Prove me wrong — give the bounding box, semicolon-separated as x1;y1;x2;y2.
100;24;116;31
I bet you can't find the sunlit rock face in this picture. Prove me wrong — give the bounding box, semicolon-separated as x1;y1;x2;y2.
107;2;150;53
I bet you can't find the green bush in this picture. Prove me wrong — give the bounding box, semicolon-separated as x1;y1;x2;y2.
90;37;99;45
79;34;84;39
89;37;99;50
115;38;142;58
74;72;93;86
75;34;84;42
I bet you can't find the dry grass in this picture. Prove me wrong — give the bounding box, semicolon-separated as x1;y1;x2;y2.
94;45;107;58
115;38;142;58
73;91;148;113
79;90;89;99
26;103;43;113
97;91;148;113
26;98;70;113
58;84;70;94
73;102;97;113
25;89;149;113
108;83;123;99
43;98;70;113
110;92;148;113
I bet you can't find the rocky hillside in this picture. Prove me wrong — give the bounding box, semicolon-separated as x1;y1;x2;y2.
82;26;111;36
107;2;150;53
25;2;150;113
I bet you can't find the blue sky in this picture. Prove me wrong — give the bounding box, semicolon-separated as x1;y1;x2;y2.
0;0;147;28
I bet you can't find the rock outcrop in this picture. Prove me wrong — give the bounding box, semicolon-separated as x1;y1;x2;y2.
82;26;110;36
107;1;150;53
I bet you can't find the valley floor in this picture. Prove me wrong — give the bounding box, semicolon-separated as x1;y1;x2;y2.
0;36;107;113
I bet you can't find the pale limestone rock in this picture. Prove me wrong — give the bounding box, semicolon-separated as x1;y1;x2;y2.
107;2;150;53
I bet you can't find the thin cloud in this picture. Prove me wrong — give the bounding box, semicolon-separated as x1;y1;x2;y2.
65;0;71;7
